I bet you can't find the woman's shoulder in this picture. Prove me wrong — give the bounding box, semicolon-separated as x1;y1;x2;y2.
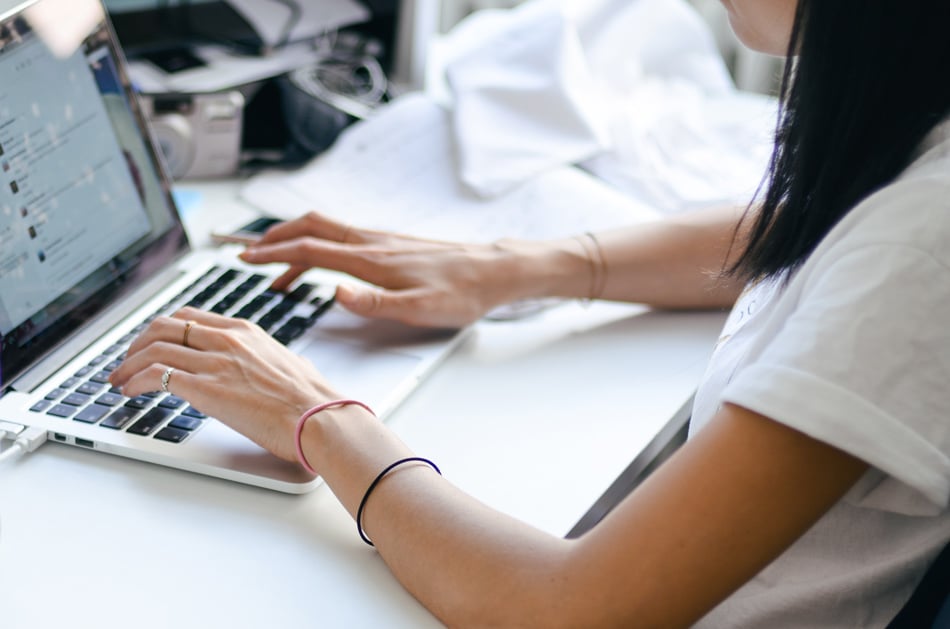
816;147;950;270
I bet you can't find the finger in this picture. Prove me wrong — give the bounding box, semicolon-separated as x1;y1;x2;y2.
111;341;210;390
255;211;360;245
124;309;255;366
334;284;431;326
170;306;260;332
269;264;308;292
120;362;201;399
240;238;384;283
124;316;199;359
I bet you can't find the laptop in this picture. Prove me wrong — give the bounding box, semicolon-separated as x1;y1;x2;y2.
0;0;466;493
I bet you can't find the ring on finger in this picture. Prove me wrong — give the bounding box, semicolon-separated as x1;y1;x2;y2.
161;366;175;393
182;320;196;348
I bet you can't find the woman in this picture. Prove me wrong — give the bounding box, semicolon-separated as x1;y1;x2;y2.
111;0;950;625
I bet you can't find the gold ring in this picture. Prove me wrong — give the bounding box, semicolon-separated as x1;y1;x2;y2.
161;367;175;393
182;320;195;348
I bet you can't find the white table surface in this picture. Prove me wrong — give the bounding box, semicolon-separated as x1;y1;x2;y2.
0;182;726;628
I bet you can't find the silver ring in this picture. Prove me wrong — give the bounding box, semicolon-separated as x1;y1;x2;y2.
160;367;175;393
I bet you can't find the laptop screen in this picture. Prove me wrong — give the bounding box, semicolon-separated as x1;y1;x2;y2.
0;0;187;389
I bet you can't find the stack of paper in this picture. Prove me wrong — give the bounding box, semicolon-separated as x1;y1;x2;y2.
240;93;660;243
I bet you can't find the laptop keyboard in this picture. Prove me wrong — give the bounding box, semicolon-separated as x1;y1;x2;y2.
28;266;334;445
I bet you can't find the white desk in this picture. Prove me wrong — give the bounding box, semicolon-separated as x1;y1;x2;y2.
0;182;726;628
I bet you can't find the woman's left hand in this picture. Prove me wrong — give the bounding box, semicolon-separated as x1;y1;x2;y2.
109;306;340;462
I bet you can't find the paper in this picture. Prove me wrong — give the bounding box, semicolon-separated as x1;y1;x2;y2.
128;42;324;93
582;82;777;214
240;93;659;243
226;0;369;50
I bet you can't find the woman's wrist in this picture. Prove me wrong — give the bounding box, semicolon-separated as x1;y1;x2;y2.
490;237;592;304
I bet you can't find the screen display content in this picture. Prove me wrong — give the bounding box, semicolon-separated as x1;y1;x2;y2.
0;4;186;388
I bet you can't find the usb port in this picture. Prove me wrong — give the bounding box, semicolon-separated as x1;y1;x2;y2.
75;438;94;448
53;433;66;442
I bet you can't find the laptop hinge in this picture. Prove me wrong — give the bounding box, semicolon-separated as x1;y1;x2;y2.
9;263;187;394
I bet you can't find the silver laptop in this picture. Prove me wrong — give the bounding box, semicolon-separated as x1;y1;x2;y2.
0;0;465;492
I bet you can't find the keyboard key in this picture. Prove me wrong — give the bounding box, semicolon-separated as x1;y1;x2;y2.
30;399;52;413
154;427;190;443
102;344;123;355
62;392;91;407
169;415;203;431
77;382;105;396
74;405;109;424
59;376;81;389
45;387;67;401
95;392;126;407
127;408;174;436
210;299;234;314
90;370;112;384
125;396;152;410
270;301;295;318
234;293;274;319
181;406;207;419
257;310;285;332
309;297;334;322
87;355;107;367
103;360;122;372
47;404;75;418
101;407;138;430
285;283;315;302
74;365;94;378
158;396;186;410
273;317;310;345
235;275;265;293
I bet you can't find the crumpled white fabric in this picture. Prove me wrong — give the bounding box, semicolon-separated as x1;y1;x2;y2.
442;0;777;211
445;0;611;198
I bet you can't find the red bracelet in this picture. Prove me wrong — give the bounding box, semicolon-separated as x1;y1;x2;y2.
294;399;375;474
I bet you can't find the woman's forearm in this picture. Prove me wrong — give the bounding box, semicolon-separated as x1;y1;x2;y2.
495;205;747;310
299;404;575;626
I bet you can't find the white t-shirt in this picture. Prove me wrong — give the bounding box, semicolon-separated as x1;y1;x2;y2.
690;119;950;628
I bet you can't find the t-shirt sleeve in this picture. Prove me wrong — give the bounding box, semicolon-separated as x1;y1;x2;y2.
722;242;950;508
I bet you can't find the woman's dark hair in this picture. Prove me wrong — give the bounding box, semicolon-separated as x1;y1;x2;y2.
731;0;950;281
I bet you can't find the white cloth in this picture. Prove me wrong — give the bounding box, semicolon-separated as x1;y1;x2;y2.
440;0;773;208
690;120;950;627
443;0;612;198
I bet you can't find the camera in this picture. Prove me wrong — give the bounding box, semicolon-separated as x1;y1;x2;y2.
139;91;244;180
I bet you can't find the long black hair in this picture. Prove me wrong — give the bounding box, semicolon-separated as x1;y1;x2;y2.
731;0;950;281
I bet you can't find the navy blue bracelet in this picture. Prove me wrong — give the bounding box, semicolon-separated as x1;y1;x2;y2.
356;456;442;546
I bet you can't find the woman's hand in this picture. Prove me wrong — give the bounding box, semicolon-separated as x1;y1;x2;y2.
109;307;343;463
238;211;521;328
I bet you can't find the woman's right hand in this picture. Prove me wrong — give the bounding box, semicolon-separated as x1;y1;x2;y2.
239;211;527;328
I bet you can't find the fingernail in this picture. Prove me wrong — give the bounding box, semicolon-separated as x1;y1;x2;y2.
337;284;359;303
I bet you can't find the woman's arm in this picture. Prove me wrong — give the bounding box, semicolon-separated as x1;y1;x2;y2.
307;399;866;627
238;205;746;327
506;204;747;309
111;311;866;627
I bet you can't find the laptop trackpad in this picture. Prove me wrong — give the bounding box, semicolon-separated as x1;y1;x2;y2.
293;309;445;410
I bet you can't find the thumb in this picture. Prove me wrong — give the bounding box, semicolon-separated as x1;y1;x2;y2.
335;284;399;320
